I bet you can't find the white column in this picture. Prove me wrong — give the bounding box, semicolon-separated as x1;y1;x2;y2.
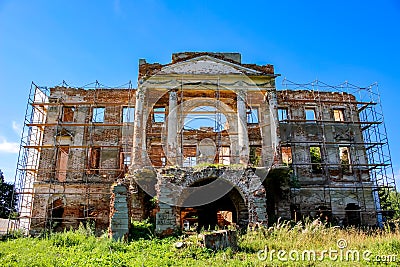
268;90;280;165
167;90;178;166
131;87;145;168
237;90;249;165
260;92;272;167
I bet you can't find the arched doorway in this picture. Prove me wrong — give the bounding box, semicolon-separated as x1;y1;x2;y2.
178;178;248;231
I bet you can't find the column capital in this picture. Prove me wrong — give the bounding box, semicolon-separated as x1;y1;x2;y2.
168;90;178;101
136;86;146;100
236;89;247;98
265;90;277;102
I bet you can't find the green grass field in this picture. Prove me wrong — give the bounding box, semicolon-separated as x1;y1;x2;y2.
1;220;399;266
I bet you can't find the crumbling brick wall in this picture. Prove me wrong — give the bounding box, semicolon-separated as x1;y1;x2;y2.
31;87;136;234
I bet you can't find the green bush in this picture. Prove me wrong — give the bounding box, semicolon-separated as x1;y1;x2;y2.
129;219;155;240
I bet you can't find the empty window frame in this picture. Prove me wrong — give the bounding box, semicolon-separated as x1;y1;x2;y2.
120;151;131;172
62;106;75;122
87;147;101;174
247;108;259;124
92;107;105;123
161;157;166;167
305;108;316;122
333;108;345;122
122;107;135;123
153;107;165;123
249;146;261;166
278;108;288;122
219;146;231;165
281;146;292;166
183;146;197;167
56;146;69;182
309;146;322;173
123;154;131;166
339;147;352;174
183;157;197;167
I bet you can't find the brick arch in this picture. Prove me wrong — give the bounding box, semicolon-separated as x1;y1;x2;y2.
177;175;249;228
158;167;268;227
178;167;248;202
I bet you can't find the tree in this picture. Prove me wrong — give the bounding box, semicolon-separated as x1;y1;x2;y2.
0;170;17;219
379;189;400;221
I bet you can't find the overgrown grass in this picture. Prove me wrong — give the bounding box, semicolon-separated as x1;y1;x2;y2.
1;220;399;266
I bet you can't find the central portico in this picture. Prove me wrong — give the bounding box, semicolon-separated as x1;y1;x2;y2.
128;52;279;234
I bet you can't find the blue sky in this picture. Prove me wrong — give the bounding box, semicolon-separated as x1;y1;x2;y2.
0;0;399;187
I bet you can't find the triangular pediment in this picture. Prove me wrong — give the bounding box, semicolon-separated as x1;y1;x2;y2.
158;55;261;75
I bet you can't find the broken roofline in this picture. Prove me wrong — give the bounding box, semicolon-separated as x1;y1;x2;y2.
138;52;277;80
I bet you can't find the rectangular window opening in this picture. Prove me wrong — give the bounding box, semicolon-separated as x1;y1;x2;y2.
247;108;259;124
281;146;292;166
278;108;288;122
123;154;131;166
339;147;352;174
62;106;75;122
153;107;165;123
88;147;101;174
249;146;261;166
122;107;135;123
183;157;197;167
218;146;231;165
120;151;131;173
161;157;166;167
310;146;322;173
183;146;197;167
92;107;105;123
305;108;316;122
57;146;69;182
333;109;345;122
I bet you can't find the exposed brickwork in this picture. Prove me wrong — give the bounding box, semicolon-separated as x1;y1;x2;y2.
27;52;379;236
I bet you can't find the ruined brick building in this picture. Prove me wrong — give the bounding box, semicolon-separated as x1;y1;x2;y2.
10;52;396;236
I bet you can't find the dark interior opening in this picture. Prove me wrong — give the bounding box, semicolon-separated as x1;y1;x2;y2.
345;203;361;226
47;198;64;231
179;179;243;231
316;205;332;223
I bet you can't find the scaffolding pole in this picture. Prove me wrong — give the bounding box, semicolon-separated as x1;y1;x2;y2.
281;79;397;226
9;81;135;234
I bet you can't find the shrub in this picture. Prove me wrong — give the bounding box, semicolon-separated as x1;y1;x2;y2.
129;219;154;240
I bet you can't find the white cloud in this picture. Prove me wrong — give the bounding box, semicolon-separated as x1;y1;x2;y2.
0;136;19;154
12;121;22;136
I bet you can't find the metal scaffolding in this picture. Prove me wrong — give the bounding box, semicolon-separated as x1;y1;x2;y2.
8;77;398;234
9;81;135;234
281;79;398;225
